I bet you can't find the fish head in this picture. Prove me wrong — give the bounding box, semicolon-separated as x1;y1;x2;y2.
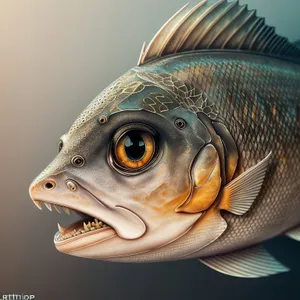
29;70;220;260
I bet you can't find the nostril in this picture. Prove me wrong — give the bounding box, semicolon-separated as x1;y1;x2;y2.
44;181;56;190
45;182;53;189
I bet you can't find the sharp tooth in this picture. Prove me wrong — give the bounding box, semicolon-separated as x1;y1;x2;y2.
64;207;70;215
57;223;66;234
95;219;100;229
53;205;61;213
44;202;52;211
87;222;91;228
33;200;43;210
83;222;89;232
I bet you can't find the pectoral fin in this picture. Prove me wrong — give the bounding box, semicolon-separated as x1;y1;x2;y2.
218;152;272;215
286;226;300;241
199;245;289;278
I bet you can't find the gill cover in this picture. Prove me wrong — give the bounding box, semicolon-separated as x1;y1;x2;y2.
175;112;272;251
176;144;221;213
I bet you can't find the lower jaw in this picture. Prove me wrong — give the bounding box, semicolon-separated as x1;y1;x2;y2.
54;217;117;253
54;226;117;254
55;217;111;242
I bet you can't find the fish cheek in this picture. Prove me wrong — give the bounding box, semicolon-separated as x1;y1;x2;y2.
133;118;201;216
144;185;189;213
137;167;191;218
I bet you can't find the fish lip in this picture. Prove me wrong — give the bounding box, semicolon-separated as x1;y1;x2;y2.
53;226;116;246
54;226;118;254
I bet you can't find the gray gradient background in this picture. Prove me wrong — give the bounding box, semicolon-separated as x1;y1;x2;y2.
1;0;300;299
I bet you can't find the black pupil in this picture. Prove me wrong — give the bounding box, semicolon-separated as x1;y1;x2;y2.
124;132;146;161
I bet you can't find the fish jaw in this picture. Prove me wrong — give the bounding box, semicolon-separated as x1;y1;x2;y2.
28;164;203;260
29;171;147;247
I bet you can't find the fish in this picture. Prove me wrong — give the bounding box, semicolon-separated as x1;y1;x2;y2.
29;0;300;278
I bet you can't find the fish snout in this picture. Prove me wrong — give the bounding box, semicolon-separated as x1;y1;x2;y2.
29;172;147;243
29;157;66;206
29;176;57;210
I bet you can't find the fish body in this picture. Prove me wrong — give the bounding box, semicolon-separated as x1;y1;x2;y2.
124;51;300;261
29;0;300;278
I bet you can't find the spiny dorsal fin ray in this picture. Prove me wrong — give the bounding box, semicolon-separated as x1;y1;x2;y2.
138;0;300;65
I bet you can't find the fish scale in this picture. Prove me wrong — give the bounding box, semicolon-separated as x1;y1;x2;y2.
177;52;300;257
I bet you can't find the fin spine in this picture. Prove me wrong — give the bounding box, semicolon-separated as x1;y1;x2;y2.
186;0;226;51
176;1;209;52
138;0;300;65
195;0;238;49
165;1;209;54
238;13;261;49
141;3;190;63
221;5;248;48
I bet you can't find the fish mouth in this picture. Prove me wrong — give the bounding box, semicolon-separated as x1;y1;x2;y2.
55;215;113;243
29;176;146;252
32;200;117;245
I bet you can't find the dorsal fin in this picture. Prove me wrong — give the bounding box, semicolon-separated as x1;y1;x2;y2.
138;0;300;65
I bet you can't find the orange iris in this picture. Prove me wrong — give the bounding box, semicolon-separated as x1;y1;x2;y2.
115;130;155;169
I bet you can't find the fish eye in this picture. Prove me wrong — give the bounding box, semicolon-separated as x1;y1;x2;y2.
58;140;63;152
112;126;157;172
115;130;154;169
